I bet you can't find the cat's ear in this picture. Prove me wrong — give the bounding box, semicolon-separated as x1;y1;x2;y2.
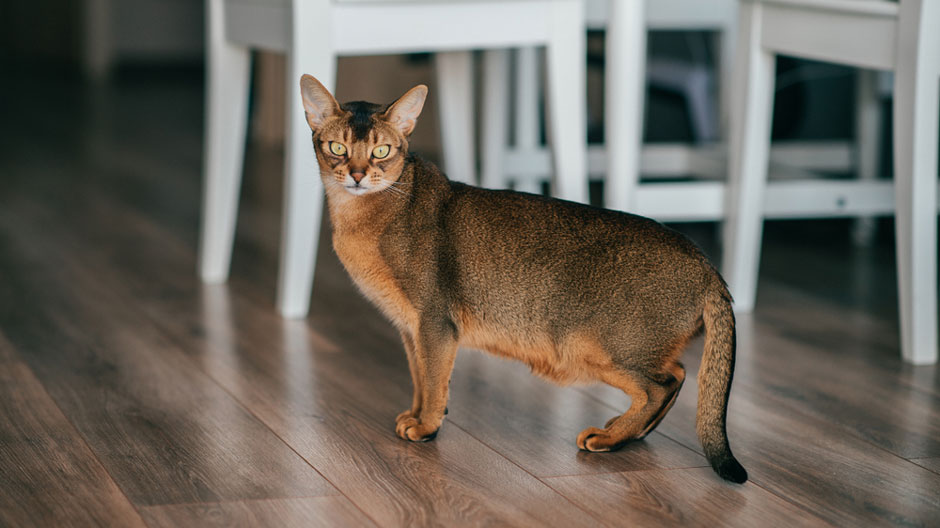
383;85;428;136
300;74;341;130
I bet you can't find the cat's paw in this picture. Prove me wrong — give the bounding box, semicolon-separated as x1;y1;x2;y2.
396;409;417;423
576;426;622;452
395;414;439;442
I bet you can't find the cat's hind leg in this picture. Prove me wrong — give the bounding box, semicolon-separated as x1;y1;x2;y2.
635;362;685;438
577;365;684;452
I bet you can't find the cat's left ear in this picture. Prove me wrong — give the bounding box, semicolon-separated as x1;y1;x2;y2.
300;74;341;130
383;85;428;136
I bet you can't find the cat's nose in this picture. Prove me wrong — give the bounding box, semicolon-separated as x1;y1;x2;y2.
349;171;366;183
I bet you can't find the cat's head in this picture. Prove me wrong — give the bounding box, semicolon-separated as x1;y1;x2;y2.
300;75;427;197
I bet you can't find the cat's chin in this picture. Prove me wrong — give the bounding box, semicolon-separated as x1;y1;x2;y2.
343;185;372;196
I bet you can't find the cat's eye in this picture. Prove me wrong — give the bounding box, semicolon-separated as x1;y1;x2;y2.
372;145;391;159
328;141;347;156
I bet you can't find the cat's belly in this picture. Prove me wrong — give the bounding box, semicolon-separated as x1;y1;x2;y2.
457;314;612;385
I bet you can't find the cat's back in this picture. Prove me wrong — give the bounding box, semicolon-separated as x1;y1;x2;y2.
443;183;710;272
437;183;720;318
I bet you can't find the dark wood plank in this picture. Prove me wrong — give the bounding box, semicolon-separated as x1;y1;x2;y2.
910;458;940;475
0;332;148;527
743;312;940;459
139;497;375;528
543;468;830;527
585;330;940;527
754;280;940;399
0;166;604;527
0;202;336;507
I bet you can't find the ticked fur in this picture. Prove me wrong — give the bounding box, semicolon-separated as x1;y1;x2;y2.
299;75;748;484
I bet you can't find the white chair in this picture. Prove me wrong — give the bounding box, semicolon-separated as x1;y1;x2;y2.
602;0;738;212
479;0;739;199
483;0;886;230
198;0;588;318
723;0;939;364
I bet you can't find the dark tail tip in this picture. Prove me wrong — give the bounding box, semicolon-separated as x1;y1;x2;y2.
713;455;748;484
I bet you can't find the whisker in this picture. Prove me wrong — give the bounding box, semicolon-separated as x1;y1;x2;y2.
380;183;411;199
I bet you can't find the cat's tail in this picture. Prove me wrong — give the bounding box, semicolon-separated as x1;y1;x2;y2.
698;284;748;483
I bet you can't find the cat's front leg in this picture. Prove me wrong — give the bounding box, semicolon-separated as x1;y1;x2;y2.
395;321;457;442
395;331;422;425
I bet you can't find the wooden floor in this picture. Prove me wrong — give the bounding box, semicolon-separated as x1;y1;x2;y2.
1;66;939;528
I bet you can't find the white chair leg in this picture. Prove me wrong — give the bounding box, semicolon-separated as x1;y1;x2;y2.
604;0;645;211
435;51;476;185
514;47;542;194
892;0;938;365
717;8;738;140
851;69;882;246
722;1;776;313
199;0;251;283
277;5;333;318
545;0;587;203
515;47;541;150
481;49;510;190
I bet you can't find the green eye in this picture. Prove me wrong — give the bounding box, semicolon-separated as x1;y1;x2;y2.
372;145;391;159
328;142;347;156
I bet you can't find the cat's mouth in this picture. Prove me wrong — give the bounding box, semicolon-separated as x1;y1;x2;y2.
344;184;371;195
342;175;373;195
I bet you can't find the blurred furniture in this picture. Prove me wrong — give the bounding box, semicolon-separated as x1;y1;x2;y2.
199;0;587;318
601;0;737;212
483;0;885;244
723;0;939;364
479;0;739;199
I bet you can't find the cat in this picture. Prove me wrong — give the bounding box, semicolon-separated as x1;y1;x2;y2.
299;74;747;484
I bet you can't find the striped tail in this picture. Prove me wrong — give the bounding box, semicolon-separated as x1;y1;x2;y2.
698;285;748;483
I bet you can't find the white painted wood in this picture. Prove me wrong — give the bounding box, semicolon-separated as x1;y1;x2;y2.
502;141;855;181
481;50;510;190
330;2;566;54
762;0;898;16
513;47;541;194
758;0;898;70
276;0;333;318
604;0;645;210
762;179;896;219
630;179;940;222
226;1;582;54
726;0;938;364
716;17;737;139
587;0;737;29
545;0;588;203
722;0;776;313
514;48;541;152
435;51;476;185
892;0;938;365
199;0;252;284
851;69;881;246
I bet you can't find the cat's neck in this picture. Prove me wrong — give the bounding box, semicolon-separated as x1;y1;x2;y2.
325;155;448;237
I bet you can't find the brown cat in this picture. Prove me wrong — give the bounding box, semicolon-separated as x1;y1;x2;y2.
300;74;747;483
